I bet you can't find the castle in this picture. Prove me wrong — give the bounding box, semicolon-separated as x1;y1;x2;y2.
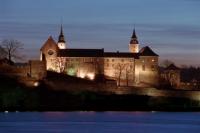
40;26;159;87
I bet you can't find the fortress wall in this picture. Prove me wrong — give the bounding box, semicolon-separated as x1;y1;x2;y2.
29;60;46;80
138;56;159;86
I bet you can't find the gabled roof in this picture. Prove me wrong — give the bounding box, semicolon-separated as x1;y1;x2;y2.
139;46;158;56
104;52;139;58
58;48;104;57
40;36;58;51
165;64;180;70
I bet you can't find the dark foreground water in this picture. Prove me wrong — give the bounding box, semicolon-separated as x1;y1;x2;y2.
0;112;200;133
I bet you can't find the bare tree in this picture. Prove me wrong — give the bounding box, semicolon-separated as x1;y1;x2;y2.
160;59;174;67
52;57;66;73
0;46;6;59
125;64;134;86
0;39;23;62
115;63;126;86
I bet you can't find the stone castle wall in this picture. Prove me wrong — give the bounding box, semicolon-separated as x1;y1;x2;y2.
3;60;47;80
137;56;159;86
44;55;159;87
104;57;135;86
29;60;46;80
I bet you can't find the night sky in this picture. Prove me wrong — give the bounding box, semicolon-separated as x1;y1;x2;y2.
0;0;200;66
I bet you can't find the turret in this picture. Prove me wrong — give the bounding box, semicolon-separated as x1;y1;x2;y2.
58;24;66;49
129;29;139;53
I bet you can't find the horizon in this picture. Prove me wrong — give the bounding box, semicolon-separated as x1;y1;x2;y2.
0;0;200;66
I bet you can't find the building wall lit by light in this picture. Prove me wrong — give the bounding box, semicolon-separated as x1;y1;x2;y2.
40;28;159;86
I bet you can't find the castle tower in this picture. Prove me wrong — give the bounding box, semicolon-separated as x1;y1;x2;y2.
129;29;139;53
58;24;66;49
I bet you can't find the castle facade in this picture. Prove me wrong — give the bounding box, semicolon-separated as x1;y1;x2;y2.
40;26;159;86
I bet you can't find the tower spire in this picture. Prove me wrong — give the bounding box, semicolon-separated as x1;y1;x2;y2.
129;28;139;53
131;28;137;38
58;24;65;43
58;24;66;49
60;24;63;35
130;28;138;44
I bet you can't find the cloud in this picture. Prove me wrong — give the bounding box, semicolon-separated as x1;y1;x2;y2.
1;21;200;65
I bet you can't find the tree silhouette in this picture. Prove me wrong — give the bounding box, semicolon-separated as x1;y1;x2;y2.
0;46;7;59
0;39;23;62
52;57;66;73
125;64;134;86
115;63;126;86
161;59;174;67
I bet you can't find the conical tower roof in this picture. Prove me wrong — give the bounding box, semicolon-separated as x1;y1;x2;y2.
130;29;139;44
58;24;65;43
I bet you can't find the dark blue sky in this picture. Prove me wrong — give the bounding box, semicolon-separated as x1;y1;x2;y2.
0;0;200;65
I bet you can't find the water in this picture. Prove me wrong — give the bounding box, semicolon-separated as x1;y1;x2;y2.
0;112;200;133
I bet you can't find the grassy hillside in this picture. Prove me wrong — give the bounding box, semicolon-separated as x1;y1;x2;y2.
0;73;200;111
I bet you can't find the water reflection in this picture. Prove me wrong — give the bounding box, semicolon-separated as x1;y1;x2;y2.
0;112;200;133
